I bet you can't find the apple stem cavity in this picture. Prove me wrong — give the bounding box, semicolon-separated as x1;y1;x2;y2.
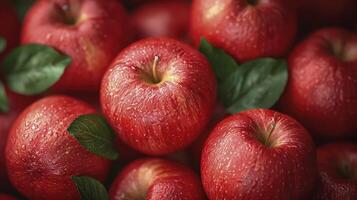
61;4;77;25
264;122;276;147
246;0;259;6
151;55;161;84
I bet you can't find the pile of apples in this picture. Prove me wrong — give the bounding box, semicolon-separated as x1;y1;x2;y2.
0;0;356;199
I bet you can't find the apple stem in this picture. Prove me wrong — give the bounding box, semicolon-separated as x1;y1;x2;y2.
265;122;276;146
152;56;160;83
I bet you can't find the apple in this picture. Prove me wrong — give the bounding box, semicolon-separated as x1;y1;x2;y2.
109;158;205;200
0;1;20;60
21;0;131;92
0;91;36;189
201;109;317;199
0;194;17;200
131;0;191;41
190;0;297;62
279;28;357;140
101;37;216;155
298;0;357;30
5;96;111;200
314;143;357;200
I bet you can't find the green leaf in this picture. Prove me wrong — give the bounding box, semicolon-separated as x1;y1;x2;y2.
0;37;6;53
199;38;238;82
67;114;118;160
0;82;9;113
72;176;109;200
11;0;35;20
2;44;71;95
219;58;288;114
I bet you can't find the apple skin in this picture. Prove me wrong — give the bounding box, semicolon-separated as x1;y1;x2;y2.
0;1;20;60
0;91;37;189
298;0;357;30
21;0;131;92
0;194;17;200
279;28;357;140
190;0;297;62
5;96;111;200
313;143;357;200
109;158;206;200
101;37;216;155
201;109;317;200
131;0;191;41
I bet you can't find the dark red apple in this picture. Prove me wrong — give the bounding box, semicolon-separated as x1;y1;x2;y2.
109;158;205;200
279;28;357;140
0;91;36;189
101;37;216;155
314;143;357;200
5;96;111;200
21;0;131;92
131;0;191;41
298;0;357;30
201;109;317;199
0;194;17;200
0;1;20;60
190;0;297;62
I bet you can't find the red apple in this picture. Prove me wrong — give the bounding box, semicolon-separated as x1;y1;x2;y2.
298;0;357;30
109;158;205;200
0;1;20;60
0;194;17;200
190;0;297;62
5;96;111;200
201;109;317;199
131;0;191;41
21;0;131;92
101;37;216;155
279;28;357;140
314;143;357;200
0;91;36;189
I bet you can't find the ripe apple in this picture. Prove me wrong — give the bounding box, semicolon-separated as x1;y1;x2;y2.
101;37;216;155
190;0;297;62
109;158;205;200
314;143;357;200
131;0;191;41
21;0;131;92
0;194;17;200
298;0;357;30
0;91;36;189
5;96;111;200
279;28;357;140
0;1;20;60
201;109;317;199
